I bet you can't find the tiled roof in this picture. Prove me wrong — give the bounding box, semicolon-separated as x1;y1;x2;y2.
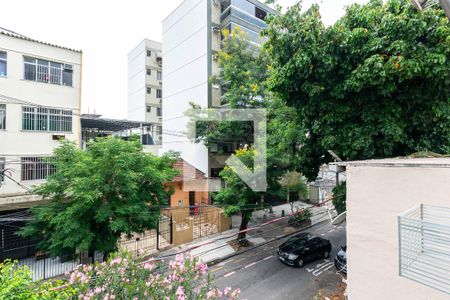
172;159;206;182
0;26;82;53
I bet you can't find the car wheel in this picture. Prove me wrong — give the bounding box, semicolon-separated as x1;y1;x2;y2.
297;259;304;268
323;251;329;258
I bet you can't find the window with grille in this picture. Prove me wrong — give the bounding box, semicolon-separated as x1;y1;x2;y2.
0;51;6;77
157;107;161;117
157;71;162;81
146;50;152;57
0;158;5;182
146;106;151;113
21;157;56;181
147;87;151;94
147;68;152;76
157;89;162;99
0;104;5;130
24;56;73;86
22;106;72;132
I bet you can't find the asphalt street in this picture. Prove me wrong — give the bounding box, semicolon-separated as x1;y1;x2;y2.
210;221;347;300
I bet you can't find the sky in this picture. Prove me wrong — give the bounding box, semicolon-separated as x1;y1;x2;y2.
1;0;368;119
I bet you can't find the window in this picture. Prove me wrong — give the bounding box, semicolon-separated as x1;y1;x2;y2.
0;104;5;130
22;106;72;132
255;7;267;20
157;107;161;117
157;126;162;135
156;89;162;99
0;52;6;77
146;106;151;113
147;68;152;76
146;87;151;94
24;56;73;86
21;157;55;181
146;50;152;57
157;71;162;81
0;158;4;182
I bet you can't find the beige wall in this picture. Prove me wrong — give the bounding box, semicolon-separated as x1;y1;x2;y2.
346;163;450;300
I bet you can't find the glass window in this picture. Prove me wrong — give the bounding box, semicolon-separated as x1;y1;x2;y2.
0;157;4;182
146;50;152;57
146;87;151;94
21;157;55;181
0;52;7;77
22;106;72;132
23;56;72;86
157;71;162;81
146;106;151;113
0;104;5;130
157;126;162;135
157;107;161;116
255;6;267;20
147;68;152;76
156;89;162;99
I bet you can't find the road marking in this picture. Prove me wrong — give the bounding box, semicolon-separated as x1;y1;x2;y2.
321;233;325;236
306;268;313;272
234;257;246;263
263;255;273;261
218;258;234;266
211;266;224;272
312;262;334;277
244;261;258;269
223;271;235;278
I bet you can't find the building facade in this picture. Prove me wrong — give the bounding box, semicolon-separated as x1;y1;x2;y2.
162;0;274;176
127;39;162;144
0;28;82;210
339;157;450;299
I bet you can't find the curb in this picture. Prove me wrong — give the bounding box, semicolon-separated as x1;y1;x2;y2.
207;219;330;267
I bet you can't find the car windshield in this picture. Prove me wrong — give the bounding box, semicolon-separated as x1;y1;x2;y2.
286;237;307;247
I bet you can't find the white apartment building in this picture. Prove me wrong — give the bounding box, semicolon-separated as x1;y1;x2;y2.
0;28;82;210
127;39;162;144
162;0;274;176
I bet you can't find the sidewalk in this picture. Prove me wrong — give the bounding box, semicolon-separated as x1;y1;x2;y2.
157;201;330;264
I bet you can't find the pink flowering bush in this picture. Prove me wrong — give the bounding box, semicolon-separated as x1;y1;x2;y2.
69;251;240;300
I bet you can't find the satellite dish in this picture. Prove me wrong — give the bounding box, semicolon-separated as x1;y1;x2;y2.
331;211;346;226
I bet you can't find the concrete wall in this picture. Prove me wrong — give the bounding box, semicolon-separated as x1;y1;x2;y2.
346;160;450;300
162;0;210;174
0;34;81;204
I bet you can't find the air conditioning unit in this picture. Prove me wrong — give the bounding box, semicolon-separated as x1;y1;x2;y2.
52;134;65;141
63;64;73;71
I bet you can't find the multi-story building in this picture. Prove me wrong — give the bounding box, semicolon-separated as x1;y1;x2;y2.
0;28;82;210
127;39;163;144
162;0;274;177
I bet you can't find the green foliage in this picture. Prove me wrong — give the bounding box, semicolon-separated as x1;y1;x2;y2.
332;182;347;215
20;137;179;257
0;260;75;300
264;0;450;180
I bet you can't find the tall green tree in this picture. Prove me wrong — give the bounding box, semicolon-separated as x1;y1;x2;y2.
214;147;283;241
264;0;450;180
20;137;178;257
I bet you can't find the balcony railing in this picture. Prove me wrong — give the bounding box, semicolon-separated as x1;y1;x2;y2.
398;204;450;294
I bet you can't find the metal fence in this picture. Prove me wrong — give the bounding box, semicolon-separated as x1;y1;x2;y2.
398;204;450;294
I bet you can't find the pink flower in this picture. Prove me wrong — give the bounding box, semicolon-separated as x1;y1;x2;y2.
224;287;232;295
176;286;186;300
207;290;215;299
231;288;241;299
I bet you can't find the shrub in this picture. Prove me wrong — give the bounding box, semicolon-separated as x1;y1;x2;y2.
332;182;346;215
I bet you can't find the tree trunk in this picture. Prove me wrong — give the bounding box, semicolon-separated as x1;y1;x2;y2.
237;210;251;241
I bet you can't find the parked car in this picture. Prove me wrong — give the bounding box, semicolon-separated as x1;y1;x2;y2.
334;245;347;273
277;232;332;267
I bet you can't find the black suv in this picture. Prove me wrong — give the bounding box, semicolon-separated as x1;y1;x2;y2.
277;233;332;267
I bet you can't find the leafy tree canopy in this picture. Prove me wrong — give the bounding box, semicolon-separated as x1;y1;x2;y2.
20;137;179;257
264;0;450;180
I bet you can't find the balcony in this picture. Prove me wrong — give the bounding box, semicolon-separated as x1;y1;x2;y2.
398;204;450;294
